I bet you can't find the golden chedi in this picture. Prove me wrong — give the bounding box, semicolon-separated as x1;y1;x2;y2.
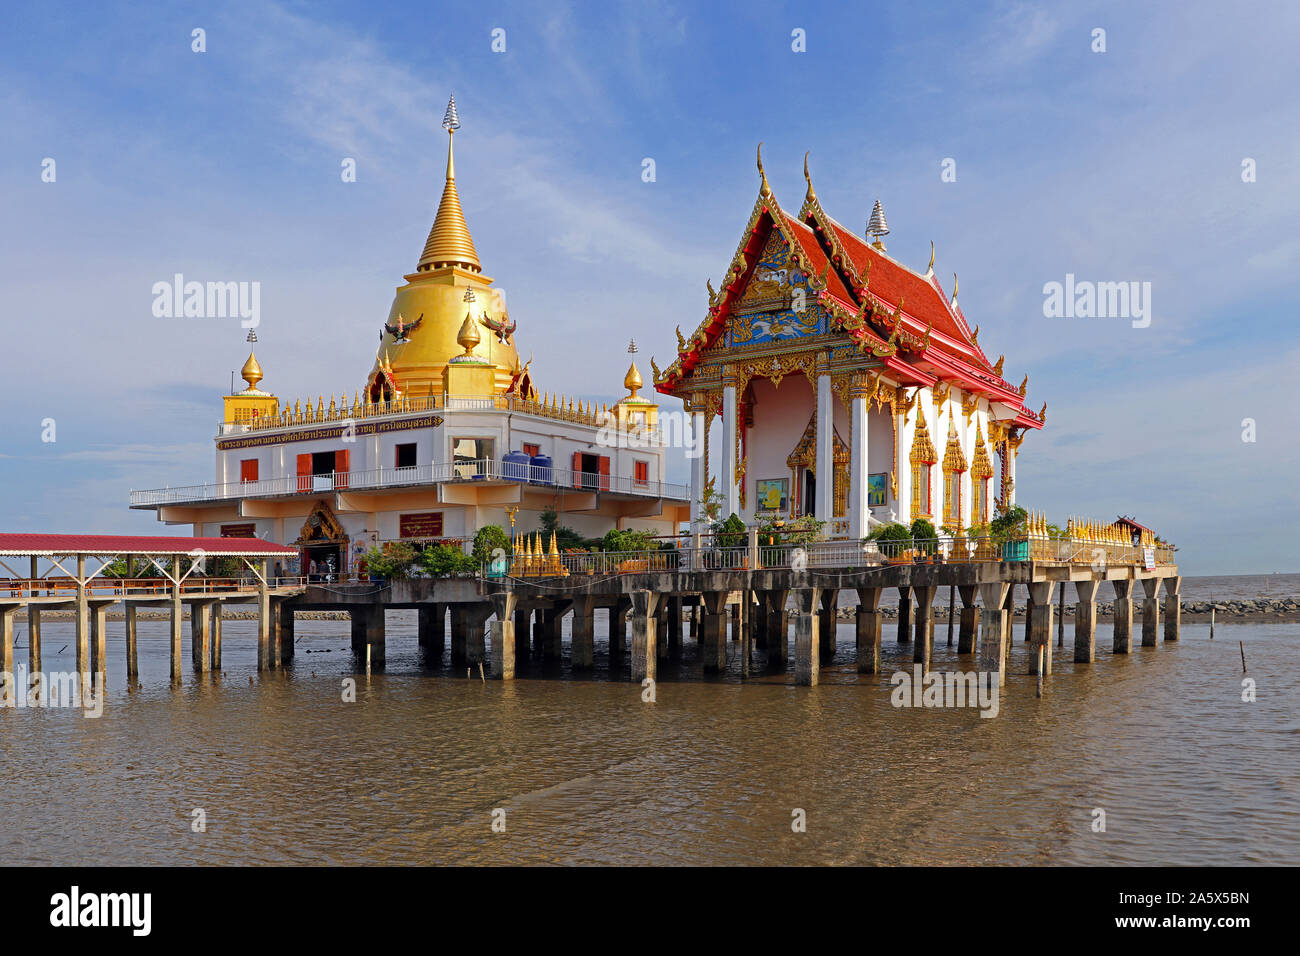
366;95;520;400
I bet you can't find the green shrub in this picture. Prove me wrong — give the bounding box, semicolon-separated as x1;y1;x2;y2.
711;513;747;550
471;525;510;565
910;518;938;554
870;522;913;557
601;528;658;553
419;543;477;577
364;542;418;579
989;504;1029;543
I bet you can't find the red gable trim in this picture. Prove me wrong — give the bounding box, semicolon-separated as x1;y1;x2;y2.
0;534;298;556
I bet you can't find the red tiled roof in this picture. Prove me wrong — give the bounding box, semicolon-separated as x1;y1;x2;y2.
0;534;298;556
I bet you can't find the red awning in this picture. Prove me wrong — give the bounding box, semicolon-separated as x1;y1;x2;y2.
0;533;298;557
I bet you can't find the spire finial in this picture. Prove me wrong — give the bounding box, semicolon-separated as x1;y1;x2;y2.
418;94;480;272
756;142;771;197
926;241;935;275
867;199;889;250
803;151;816;202
240;351;263;391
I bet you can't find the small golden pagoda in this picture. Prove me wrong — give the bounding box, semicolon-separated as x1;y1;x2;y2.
222;350;279;425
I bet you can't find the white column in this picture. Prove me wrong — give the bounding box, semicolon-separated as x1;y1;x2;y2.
689;406;706;529
815;372;834;520
722;383;738;517
895;398;912;524
849;391;869;538
1005;438;1017;507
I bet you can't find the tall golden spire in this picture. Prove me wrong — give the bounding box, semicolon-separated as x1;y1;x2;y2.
240;350;264;391
418;95;481;273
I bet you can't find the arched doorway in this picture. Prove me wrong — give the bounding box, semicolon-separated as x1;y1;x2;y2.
295;501;350;581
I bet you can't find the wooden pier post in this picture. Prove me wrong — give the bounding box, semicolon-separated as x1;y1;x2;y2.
277;602;294;663
571;597;595;669
656;610;669;662
1141;578;1161;647
701;591;728;673
1074;578;1099;663
350;604;386;666
978;581;1010;683
729;601;741;643
27;606;41;675
0;607;14;677
1111;579;1133;653
794;587;823;686
855;587;883;674
912;585;937;670
1163;576;1181;642
255;558;270;673
1027;582;1054;675
630;590;660;683
125;604;139;679
957;585;979;654
488;591;518;680
1023;591;1034;641
90;602;108;683
739;591;752;678
818;588;837;663
76;555;90;681
190;601;213;674
896;586;912;643
210;603;220;672
170;555;184;683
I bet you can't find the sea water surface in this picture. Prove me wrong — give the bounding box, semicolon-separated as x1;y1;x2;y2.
1;576;1296;866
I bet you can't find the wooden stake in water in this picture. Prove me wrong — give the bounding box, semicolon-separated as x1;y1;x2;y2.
1210;605;1215;639
1036;645;1044;698
1057;581;1065;647
947;585;955;646
1240;640;1247;674
366;644;371;675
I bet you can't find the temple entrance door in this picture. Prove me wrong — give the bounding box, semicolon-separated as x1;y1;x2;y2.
803;470;816;517
305;544;340;582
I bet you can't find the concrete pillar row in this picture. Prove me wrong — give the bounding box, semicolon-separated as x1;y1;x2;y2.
912;586;937;670
956;585;979;654
191;601;214;674
666;596;682;659
1111;579;1133;653
1163;576;1181;642
1027;581;1054;676
818;589;838;663
701;591;728;674
1141;577;1162;647
610;598;631;662
763;590;789;666
1074;578;1099;663
855;587;883;674
488;591;518;680
351;604;386;666
794;587;823;686
571;597;596;670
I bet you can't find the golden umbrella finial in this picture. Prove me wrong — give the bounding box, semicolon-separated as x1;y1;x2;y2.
240;351;263;390
456;311;481;356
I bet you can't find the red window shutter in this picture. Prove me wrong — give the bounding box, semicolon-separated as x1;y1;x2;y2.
572;452;583;489
635;460;648;484
598;456;610;491
240;459;259;482
296;454;311;492
335;449;350;489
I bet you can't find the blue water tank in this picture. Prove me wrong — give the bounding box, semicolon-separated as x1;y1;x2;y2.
502;450;531;481
529;453;552;485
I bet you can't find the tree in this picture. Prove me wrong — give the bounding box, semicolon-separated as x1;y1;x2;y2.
538;507;586;551
472;525;510;565
419;543;477;577
363;542;418;579
869;522;912;558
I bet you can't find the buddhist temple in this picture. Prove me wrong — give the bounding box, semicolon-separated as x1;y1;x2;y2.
131;96;688;575
654;146;1044;538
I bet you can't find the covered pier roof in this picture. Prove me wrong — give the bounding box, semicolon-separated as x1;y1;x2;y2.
0;533;299;557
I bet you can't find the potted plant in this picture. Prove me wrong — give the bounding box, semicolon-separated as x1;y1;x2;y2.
990;504;1030;561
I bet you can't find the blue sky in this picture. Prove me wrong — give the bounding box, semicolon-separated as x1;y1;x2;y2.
1;0;1296;574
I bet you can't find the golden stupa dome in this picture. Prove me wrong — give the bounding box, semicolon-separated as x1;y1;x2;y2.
240;350;264;391
623;361;643;396
366;97;519;397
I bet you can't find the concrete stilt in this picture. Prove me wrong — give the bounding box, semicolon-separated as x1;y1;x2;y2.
27;607;41;675
1024;594;1034;641
630;590;661;683
191;601;213;674
209;605;220;672
543;604;568;661
656;610;669;662
667;597;682;659
512;608;530;662
1141;578;1162;647
896;586;912;643
701;592;727;673
1111;579;1133;653
278;604;294;663
351;605;386;666
571;597;595;669
729;601;741;642
610;598;630;661
764;590;789;666
267;599;281;671
754;592;768;650
418;603;444;655
450;606;468;665
855;587;883;674
488;591;518;680
1163;576;1181;642
466;604;491;665
0;607;15;677
957;585;979;654
255;558;270;673
794;587;823;686
818;589;837;663
170;564;184;683
912;586;937;669
1027;582;1054;675
978;581;1010;682
1074;578;1099;663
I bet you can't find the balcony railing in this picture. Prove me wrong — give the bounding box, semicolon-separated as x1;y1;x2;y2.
130;458;689;507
